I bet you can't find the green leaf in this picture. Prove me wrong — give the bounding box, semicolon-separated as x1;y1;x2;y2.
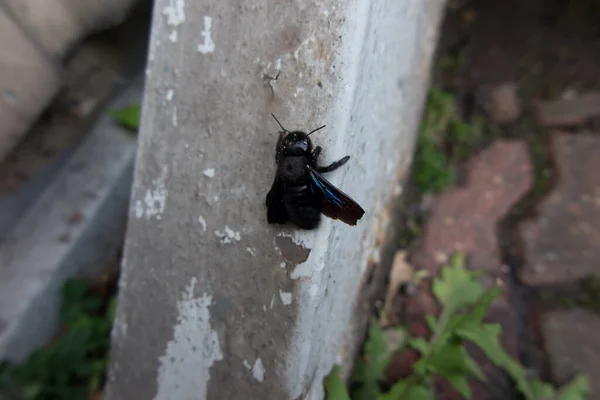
408;337;430;355
379;380;436;400
529;379;556;399
427;341;473;378
324;365;350;400
62;279;87;304
445;374;471;399
113;105;141;132
464;353;486;383
451;288;502;333
352;319;392;399
425;314;437;332
432;253;483;314
457;324;535;399
558;374;590;400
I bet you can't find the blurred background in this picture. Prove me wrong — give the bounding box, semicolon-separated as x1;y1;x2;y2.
1;0;599;398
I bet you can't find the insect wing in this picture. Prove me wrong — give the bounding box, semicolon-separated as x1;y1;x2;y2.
266;176;289;224
307;165;365;226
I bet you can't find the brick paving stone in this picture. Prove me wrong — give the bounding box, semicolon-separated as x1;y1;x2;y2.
412;139;533;277
541;308;600;397
520;132;600;285
535;93;600;127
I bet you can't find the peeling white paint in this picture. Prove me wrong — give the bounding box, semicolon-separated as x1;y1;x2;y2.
172;109;178;127
137;167;168;220
269;294;275;309
279;290;293;306
198;16;215;54
214;226;241;244
243;359;251;370
154;278;223;400
246;247;257;256
134;201;144;218
162;0;186;26
169;30;178;43
166;89;174;101
203;168;215;178
291;262;313;279
213;195;219;202
252;358;265;382
198;216;207;232
280;262;286;269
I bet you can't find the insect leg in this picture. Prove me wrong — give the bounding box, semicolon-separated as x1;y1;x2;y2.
317;155;350;173
312;146;322;159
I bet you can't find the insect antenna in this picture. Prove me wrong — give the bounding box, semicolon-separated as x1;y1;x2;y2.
307;124;326;136
271;113;289;132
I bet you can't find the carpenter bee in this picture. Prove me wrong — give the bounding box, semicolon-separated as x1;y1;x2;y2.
265;113;365;230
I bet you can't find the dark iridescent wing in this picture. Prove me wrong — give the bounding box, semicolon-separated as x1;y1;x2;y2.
266;175;289;224
306;165;365;226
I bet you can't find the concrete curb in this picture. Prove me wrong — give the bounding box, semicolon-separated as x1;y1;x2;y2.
0;76;142;362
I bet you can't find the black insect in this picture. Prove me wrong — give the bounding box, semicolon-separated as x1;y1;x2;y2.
265;113;365;230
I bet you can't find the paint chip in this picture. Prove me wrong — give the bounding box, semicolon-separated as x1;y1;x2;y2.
203;168;215;178
252;358;265;382
134;201;144;218
243;360;251;370
215;226;241;244
169;30;178;43
246;247;257;256
198;216;207;232
137;168;168;220
172;109;178;127
162;0;186;26
279;290;292;306
198;16;216;54
154;278;223;399
166;89;174;101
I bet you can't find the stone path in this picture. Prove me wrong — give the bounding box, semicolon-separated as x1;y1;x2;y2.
520;132;600;397
392;133;600;398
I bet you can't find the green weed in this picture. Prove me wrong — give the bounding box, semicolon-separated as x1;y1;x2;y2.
413;88;484;194
325;252;590;400
112;104;141;133
0;279;117;400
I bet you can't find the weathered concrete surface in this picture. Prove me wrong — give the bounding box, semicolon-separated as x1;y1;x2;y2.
541;309;600;396
0;77;140;362
0;10;61;161
520;132;600;285
0;42;132;242
105;0;446;399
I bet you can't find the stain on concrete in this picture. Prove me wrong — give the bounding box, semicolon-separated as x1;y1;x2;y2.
275;236;311;265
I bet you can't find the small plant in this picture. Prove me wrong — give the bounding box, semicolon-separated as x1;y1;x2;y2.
326;252;590;400
413;88;484;194
0;279;117;400
112;104;141;132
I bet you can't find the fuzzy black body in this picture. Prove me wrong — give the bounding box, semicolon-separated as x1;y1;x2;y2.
266;119;365;230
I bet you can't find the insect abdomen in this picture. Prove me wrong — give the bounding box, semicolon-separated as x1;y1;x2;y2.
283;185;321;230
